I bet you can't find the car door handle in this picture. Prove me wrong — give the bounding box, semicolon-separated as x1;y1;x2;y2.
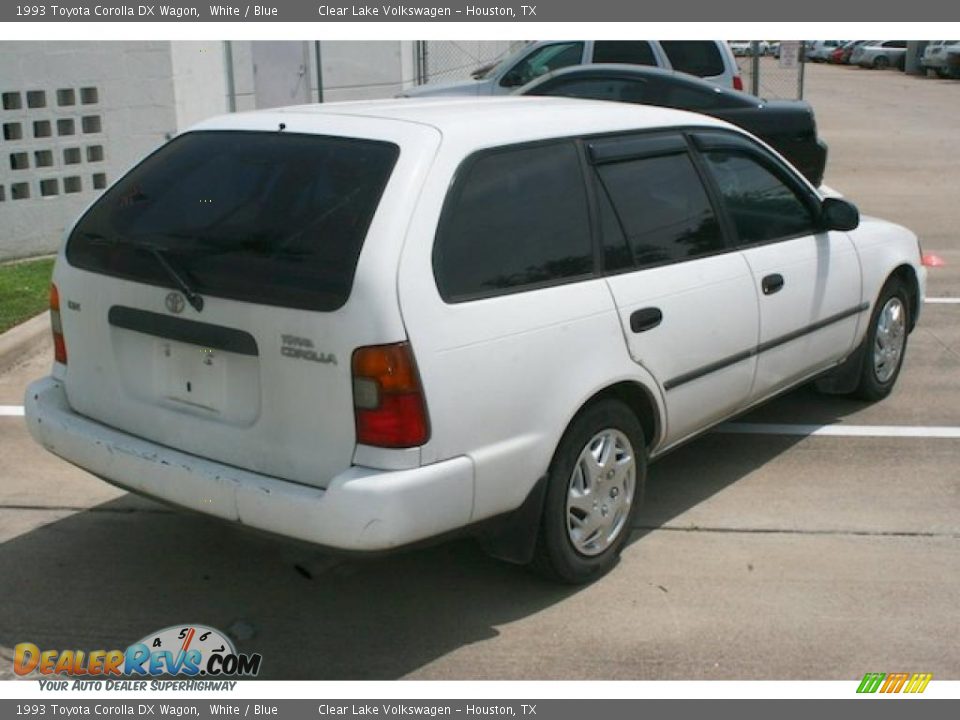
630;307;663;333
762;273;785;295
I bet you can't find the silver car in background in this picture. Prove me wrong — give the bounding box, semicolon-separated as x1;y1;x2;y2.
922;40;960;77
852;41;908;69
401;40;744;96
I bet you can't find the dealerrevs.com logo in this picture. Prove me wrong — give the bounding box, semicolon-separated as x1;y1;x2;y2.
14;624;262;679
857;672;933;694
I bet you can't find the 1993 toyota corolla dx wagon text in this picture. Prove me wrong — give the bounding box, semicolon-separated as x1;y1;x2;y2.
25;97;925;583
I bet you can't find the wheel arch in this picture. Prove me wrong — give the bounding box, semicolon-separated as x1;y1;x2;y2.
890;263;920;332
477;380;662;567
578;380;663;453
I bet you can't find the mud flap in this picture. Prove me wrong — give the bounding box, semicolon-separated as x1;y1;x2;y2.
814;339;868;395
476;475;548;565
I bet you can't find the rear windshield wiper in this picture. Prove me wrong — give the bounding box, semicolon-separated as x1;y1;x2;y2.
78;232;204;312
146;245;204;312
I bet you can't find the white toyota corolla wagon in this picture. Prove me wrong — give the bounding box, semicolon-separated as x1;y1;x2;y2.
26;98;925;583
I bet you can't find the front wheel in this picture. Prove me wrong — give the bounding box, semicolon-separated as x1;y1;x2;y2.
854;279;910;401
530;400;646;584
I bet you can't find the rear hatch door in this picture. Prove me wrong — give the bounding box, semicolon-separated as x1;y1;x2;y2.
57;120;439;487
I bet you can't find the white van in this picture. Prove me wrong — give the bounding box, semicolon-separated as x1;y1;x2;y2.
402;40;744;96
27;98;924;583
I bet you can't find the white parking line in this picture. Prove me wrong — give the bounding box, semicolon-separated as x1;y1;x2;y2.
3;404;956;442
718;422;960;439
926;298;960;304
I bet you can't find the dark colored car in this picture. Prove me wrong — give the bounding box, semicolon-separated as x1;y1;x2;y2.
518;64;829;186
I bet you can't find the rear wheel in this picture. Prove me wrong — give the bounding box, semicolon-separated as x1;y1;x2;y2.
854;278;910;401
874;55;891;69
530;400;646;584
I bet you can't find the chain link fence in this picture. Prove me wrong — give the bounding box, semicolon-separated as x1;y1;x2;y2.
732;41;805;100
735;40;803;100
415;41;528;85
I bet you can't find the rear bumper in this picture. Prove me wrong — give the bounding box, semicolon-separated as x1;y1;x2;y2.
25;376;474;552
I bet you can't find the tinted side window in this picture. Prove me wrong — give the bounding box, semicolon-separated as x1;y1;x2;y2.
596;152;724;268
502;42;585;87
660;41;725;77
703;150;816;245
532;77;649;104
434;143;593;301
593;41;657;66
597;187;633;273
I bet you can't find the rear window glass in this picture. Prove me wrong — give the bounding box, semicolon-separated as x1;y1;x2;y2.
531;77;649;104
660;41;725;78
66;131;399;312
434;142;593;301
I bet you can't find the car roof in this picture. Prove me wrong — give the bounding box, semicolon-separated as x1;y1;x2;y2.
188;96;732;151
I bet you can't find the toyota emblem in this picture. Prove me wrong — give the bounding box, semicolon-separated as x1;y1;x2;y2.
165;292;186;314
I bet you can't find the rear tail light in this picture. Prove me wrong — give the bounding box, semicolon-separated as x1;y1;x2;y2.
50;284;67;365
733;75;744;91
352;342;429;448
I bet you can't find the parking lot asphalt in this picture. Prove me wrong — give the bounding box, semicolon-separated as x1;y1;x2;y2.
1;61;958;681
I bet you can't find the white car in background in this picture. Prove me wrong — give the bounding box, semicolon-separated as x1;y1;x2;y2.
922;40;960;77
852;41;908;69
806;40;847;62
402;40;744;94
26;98;925;584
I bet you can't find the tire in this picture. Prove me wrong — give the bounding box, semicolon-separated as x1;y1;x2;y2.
854;278;910;401
530;399;646;584
874;55;890;70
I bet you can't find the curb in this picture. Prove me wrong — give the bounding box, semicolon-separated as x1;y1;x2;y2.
0;313;50;375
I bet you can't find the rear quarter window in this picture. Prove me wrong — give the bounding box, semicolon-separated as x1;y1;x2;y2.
66;131;399;312
660;41;726;78
433;142;593;302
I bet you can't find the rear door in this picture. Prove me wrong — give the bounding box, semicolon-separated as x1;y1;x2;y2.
589;133;760;447
693;131;862;402
57;121;440;488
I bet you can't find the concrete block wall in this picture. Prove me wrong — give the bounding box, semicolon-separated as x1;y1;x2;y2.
0;41;180;261
170;42;230;129
319;41;416;101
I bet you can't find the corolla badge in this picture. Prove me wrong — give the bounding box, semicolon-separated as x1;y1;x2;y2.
165;292;186;314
